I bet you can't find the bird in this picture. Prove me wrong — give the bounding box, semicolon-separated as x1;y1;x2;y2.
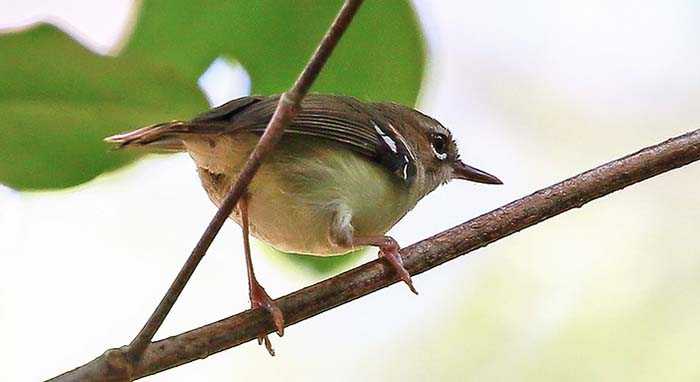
106;93;502;354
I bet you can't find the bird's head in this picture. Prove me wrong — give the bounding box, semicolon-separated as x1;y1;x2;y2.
375;103;502;196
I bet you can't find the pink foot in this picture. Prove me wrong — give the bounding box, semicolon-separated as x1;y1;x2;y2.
249;280;285;356
376;238;418;295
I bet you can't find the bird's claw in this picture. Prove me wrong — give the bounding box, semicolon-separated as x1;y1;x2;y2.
379;244;418;295
249;280;285;356
257;334;275;356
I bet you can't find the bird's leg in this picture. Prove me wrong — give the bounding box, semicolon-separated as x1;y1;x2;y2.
238;194;284;356
353;235;418;295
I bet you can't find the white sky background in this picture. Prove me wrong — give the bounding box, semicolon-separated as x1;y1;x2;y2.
1;1;700;381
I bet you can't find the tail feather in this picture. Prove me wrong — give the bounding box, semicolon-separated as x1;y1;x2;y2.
105;121;189;152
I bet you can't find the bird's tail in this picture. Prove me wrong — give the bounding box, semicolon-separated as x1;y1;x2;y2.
104;121;190;152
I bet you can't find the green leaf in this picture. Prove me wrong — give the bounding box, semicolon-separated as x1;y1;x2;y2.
0;0;424;190
0;25;206;189
257;240;370;276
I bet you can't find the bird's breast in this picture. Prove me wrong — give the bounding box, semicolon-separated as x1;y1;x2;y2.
188;133;419;256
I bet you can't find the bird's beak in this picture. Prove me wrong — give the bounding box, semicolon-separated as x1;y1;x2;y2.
452;160;503;185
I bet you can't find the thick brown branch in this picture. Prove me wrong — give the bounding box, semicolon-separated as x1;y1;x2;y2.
125;0;365;363
53;129;700;381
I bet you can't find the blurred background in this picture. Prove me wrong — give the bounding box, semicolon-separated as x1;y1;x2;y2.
1;0;699;380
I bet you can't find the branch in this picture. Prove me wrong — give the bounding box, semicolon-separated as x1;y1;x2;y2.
52;129;700;381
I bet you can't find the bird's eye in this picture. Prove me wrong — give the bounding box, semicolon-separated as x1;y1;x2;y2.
431;133;448;160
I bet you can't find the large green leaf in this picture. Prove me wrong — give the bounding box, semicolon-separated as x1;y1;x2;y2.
0;0;424;190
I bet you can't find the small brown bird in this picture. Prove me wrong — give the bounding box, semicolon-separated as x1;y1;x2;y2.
106;94;502;353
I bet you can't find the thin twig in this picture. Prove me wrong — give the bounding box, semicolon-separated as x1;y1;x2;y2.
126;0;365;362
51;129;700;381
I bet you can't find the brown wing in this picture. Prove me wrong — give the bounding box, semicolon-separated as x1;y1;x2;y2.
190;94;417;183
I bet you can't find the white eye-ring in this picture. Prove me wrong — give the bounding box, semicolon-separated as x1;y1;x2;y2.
434;150;448;160
431;133;448;160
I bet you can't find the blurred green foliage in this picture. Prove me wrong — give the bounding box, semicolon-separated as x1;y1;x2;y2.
0;0;424;190
257;240;370;275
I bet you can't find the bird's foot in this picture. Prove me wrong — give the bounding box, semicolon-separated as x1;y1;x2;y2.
376;237;418;295
249;279;285;356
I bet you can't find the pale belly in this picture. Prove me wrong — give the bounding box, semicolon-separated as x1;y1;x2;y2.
185;133;419;256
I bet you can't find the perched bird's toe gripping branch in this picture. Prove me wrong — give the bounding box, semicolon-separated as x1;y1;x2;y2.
354;236;418;295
